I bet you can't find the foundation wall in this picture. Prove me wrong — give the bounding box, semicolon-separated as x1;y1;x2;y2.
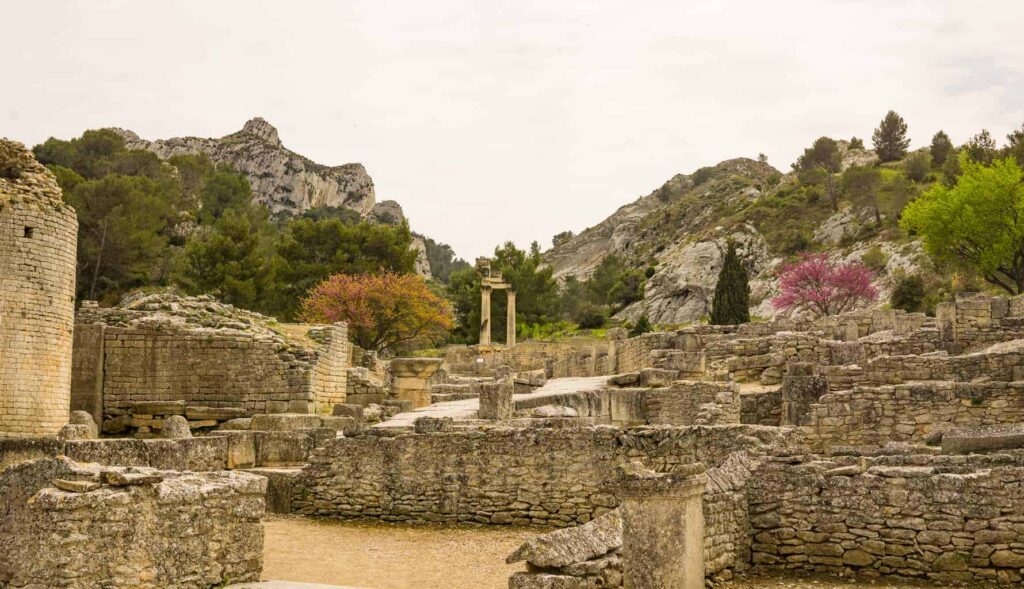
293;425;790;528
748;452;1024;585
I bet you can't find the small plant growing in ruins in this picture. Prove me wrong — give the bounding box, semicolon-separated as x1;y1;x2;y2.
771;254;879;317
710;242;750;325
629;314;653;337
300;271;454;352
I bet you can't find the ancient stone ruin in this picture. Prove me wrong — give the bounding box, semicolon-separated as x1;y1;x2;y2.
0;140;78;438
10;138;1024;588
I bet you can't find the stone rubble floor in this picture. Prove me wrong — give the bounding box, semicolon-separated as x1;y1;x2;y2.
375;376;612;429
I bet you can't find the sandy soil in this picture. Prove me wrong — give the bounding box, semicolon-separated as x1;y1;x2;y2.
262;516;945;589
261;516;539;588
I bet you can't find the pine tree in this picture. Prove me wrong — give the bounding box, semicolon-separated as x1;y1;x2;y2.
710;243;750;325
930;130;953;166
872;110;910;162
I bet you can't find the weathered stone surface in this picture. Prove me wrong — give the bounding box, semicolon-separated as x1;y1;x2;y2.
532;405;580;418
69;410;99;438
507;510;623;568
479;379;514;420
0;140;77;438
58;424;95;440
0;457;266;588
250;413;323;432
942;424;1024;454
162;415;193;439
414;416;454;433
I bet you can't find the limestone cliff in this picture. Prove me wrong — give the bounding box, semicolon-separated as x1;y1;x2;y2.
112;118;375;215
111;118;432;278
546;148;927;325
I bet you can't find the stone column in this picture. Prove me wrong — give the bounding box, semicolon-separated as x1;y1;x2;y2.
390;358;444;409
779;362;829;426
480;286;492;346
479;378;513;420
615;462;707;589
506;290;516;348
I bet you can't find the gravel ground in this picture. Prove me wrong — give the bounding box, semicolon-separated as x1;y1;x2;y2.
261;515;539;588
262;516;946;589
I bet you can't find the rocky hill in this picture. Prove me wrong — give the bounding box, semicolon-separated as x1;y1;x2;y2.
545;145;928;325
112;118;432;278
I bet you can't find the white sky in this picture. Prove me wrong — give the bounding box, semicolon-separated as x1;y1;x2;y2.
4;1;1024;260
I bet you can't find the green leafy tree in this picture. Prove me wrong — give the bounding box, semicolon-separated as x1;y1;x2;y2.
62;174;177;302
709;243;750;325
608;269;646;309
964;129;997;164
586;255;627;304
904;151;931;183
849;137;865;150
420;235;470;283
872;110;911;162
841;165;883;223
269;218;418;319
795;137;842;211
1005;123;1024;167
942;149;964;187
174;208;275;310
930;131;954;166
901;156;1024;294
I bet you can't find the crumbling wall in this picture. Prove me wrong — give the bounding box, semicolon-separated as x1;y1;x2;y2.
0;458;265;589
0;140;78;437
644;381;740;426
748;451;1024;585
73;294;350;421
801;381;1024;450
293;425;791;527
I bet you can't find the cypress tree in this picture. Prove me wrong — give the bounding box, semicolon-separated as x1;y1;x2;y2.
710;242;750;325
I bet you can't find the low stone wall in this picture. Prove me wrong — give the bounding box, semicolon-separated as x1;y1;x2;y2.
801;381;1024;451
446;339;613;378
644;382;740;426
0;458;265;588
748;451;1024;585
293;425;791;527
740;390;782;426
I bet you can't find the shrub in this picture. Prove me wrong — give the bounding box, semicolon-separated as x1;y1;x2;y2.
629;314;653;337
904;152;931;182
890;272;926;313
861;246;889;272
692;166;715;186
849;137;865;150
575;304;608;329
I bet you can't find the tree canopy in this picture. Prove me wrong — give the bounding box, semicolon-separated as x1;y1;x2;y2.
872;110;910;162
709;243;750;325
901;156;1024;294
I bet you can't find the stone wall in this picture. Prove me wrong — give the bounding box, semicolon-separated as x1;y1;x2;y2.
292;425;791;527
0;140;78;437
644;381;740;426
0;457;265;588
748;450;1024;585
801;381;1024;450
446;339;612;378
72;294;350;423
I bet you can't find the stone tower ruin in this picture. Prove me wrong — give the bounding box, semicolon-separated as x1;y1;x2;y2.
0;140;78;437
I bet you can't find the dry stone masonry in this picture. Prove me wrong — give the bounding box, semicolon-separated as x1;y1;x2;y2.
0;140;78;438
72;293;350;431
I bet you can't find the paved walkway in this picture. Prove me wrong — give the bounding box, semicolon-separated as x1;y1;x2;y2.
375;376;611;429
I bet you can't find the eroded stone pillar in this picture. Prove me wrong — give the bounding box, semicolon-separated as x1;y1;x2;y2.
479;378;513;420
506;290;517;348
780;362;829;426
480;286;492;346
616;461;707;589
390;358;444;408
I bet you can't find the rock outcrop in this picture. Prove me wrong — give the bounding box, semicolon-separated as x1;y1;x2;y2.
111;118;433;277
112;118;375;215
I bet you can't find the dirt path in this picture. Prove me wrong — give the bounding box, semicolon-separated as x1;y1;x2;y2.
262;516;945;589
261;516;539;589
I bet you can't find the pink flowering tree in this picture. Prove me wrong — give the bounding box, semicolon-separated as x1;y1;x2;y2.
771;254;879;316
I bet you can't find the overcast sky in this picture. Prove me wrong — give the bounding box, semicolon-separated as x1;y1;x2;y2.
5;1;1024;260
